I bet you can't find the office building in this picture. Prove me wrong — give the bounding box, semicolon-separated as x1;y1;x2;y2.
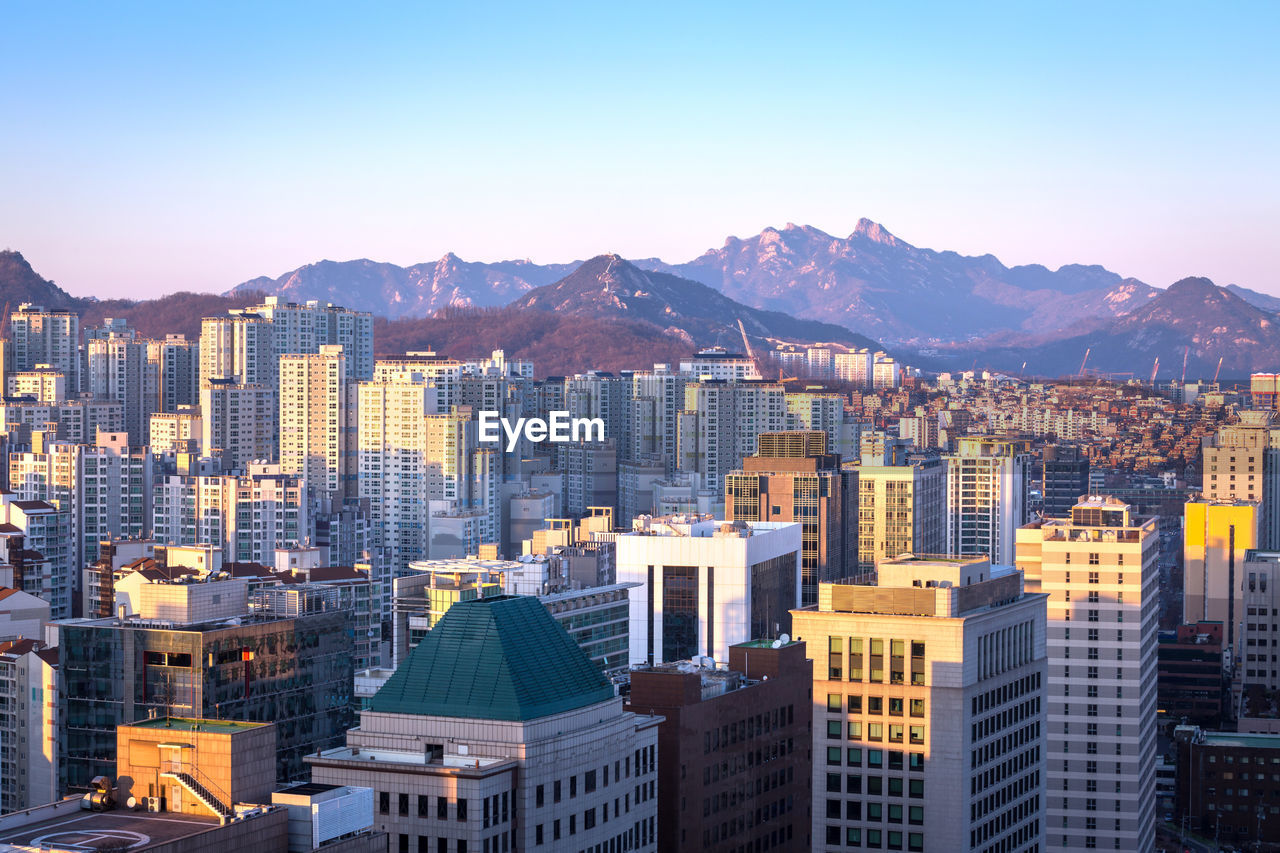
59;583;354;792
792;555;1048;853
726;430;856;606
1201;411;1280;548
851;436;947;576
624;639;812;852
1041;444;1091;519
1017;495;1160;853
1237;550;1280;691
308;595;662;853
946;436;1032;564
1157;622;1226;725
1174;725;1280;846
1183;498;1260;651
616;514;801;666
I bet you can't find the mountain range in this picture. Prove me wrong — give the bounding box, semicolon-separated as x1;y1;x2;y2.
5;220;1280;380
227;220;1161;346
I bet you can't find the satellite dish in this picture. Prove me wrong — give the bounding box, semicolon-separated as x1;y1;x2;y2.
771;640;782;649
779;633;790;644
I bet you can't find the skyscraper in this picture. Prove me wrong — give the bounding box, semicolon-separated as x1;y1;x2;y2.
1017;495;1159;853
1183;497;1260;652
1041;443;1090;519
946;436;1032;564
1200;410;1280;548
851;435;947;576
793;555;1048;853
726;430;856;606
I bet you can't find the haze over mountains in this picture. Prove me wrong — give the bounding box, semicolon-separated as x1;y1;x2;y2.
4;217;1279;379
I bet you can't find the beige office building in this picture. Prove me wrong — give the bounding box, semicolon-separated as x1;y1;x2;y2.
1017;495;1160;853
793;555;1048;853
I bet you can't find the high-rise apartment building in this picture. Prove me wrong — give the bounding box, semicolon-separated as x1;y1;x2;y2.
616;514;801;666
851;436;947;576
146;333;200;412
200;379;277;469
9;304;79;393
7;429;152;581
946;436;1032;564
86;333;151;444
0;494;73;620
679;349;761;381
279;345;354;500
726;430;856;606
627;366;686;470
245;296;374;380
0;638;58;814
678;380;787;499
199;310;276;388
1016;495;1160;853
147;405;201;453
152;462;309;564
793;555;1048;853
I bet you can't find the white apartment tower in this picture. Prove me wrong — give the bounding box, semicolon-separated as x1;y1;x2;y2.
793;555;1048;853
1016;495;1159;853
246;296;374;380
146;334;200;412
279;345;353;500
200;379;277;469
198;310;276;388
9;304;79;392
946;435;1032;565
678;380;787;499
87;333;152;444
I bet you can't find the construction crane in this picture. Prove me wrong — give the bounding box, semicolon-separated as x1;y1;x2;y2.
1078;348;1091;377
1213;356;1224;384
1149;357;1159;385
1181;346;1189;384
736;318;756;363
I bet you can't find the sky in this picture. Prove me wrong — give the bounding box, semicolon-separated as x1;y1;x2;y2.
1;1;1277;299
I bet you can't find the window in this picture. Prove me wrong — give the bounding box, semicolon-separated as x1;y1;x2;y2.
554;781;562;803
828;747;842;766
889;697;904;716
849;695;863;714
585;770;596;793
379;792;389;815
399;793;409;816
830;636;843;679
869;723;884;741
828;693;843;712
909;699;925;718
419;795;429;817
457;799;467;821
536;785;544;808
828;720;843;739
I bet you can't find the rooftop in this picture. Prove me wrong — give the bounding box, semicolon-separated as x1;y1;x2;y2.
0;805;224;850
368;595;615;721
126;716;268;734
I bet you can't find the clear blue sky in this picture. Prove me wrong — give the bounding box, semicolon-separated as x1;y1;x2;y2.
2;1;1277;298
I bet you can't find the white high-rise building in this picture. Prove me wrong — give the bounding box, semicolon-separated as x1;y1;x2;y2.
152;462;308;564
0;638;58;814
87;334;152;444
627;365;686;471
279;345;354;500
146;334;200;413
198;310;276;388
200;380;277;469
7;429;153;579
1016;495;1159;853
147;406;201;453
9;304;79;393
834;348;873;388
7;366;66;402
244;296;375;380
678;348;761;381
793;555;1048;853
615;514;801;666
678;380;787;499
946;435;1032;565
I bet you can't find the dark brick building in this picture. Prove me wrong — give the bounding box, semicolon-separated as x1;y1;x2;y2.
1158;621;1226;725
1174;725;1280;847
625;639;812;852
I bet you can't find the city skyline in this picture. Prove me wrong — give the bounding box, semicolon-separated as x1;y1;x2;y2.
3;2;1278;298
